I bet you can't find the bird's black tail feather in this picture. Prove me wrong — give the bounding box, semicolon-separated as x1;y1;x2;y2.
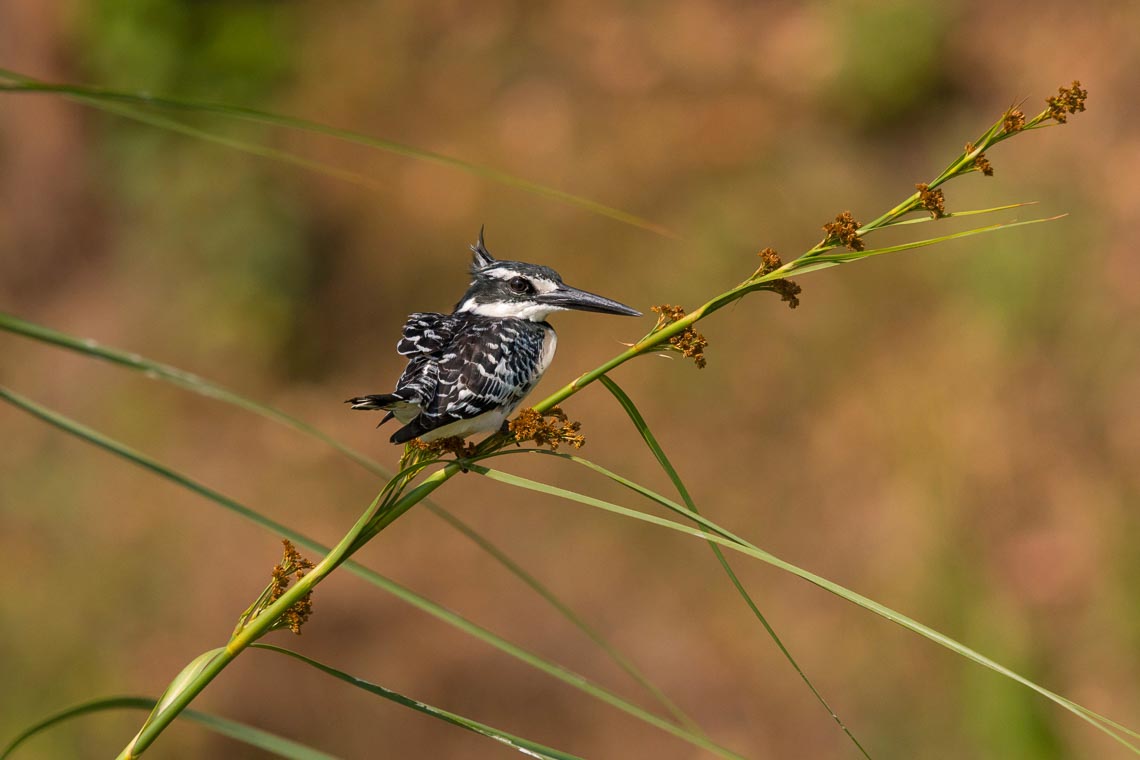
345;393;401;411
390;417;431;445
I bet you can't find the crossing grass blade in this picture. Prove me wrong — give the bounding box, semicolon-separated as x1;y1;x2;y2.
469;459;1140;754
252;645;583;760
421;503;703;736
781;216;1065;278
1;696;339;760
877;202;1038;229
0;311;699;734
0;68;678;240
598;376;872;759
0;386;745;760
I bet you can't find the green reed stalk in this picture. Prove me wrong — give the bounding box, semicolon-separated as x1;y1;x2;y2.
117;85;1088;757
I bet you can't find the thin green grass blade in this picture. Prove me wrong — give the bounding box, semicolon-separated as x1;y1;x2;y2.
422;502;703;736
877;202;1039;229
0;387;743;760
1;696;339;760
0;69;678;239
252;644;582;760
0;312;700;734
88;99;396;192
784;216;1065;278
470;461;1140;754
598;376;872;759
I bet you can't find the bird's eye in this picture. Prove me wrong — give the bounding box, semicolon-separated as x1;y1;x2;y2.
508;277;530;294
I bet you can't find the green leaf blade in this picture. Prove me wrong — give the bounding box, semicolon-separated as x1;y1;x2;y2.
2;696;340;760
253;645;584;760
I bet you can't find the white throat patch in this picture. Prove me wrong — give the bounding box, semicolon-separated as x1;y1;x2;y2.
458;298;566;321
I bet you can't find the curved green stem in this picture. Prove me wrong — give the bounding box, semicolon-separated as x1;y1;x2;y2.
117;465;459;758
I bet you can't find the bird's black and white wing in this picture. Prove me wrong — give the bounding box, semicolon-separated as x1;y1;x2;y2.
396;312;456;357
346;312;457;419
391;312;460;409
391;318;551;443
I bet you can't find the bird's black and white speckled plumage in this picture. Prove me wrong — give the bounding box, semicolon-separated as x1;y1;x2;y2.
347;229;639;444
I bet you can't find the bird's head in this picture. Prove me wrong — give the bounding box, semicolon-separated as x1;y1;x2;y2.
454;227;641;321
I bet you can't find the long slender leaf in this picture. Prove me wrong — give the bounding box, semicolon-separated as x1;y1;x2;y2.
784;216;1065;278
253;645;582;760
422;501;703;735
877;202;1038;229
0;69;678;239
0;386;743;760
1;696;339;760
470;460;1140;754
599;376;872;759
0;310;699;733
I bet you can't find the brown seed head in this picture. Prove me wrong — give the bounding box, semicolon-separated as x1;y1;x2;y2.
1046;80;1088;123
651;304;709;368
270;540;315;635
509;406;586;450
1003;108;1026;133
757;247;783;274
822;211;864;251
771;279;802;309
406;436;478;459
965;143;994;176
915;183;946;218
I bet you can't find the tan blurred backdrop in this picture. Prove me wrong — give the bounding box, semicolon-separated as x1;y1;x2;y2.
2;1;1138;758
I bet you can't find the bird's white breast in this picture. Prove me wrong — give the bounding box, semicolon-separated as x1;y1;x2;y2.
537;327;557;376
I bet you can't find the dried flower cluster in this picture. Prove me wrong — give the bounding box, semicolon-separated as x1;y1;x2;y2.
405;436;478;459
915;183;946;218
509;406;585;450
1003;107;1026;133
965;143;994;176
823;211;864;251
269;540;315;635
757;247;783;274
770;279;802;309
651;304;708;368
1046;80;1088;123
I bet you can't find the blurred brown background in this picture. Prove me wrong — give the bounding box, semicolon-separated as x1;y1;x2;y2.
2;1;1138;758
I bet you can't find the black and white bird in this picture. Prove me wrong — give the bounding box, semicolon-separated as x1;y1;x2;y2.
347;229;641;444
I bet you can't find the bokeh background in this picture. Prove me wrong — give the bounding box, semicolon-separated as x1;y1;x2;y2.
2;1;1137;758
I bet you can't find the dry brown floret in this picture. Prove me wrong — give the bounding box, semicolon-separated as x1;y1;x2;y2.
822;211;864;251
770;279;802;309
1003;108;1026;133
509;407;585;450
915;183;946;218
405;436;478;459
1046;80;1088;123
965;143;994;176
651;304;708;368
757;247;783;274
268;540;315;635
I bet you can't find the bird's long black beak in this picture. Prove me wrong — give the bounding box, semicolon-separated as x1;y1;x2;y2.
543;285;641;316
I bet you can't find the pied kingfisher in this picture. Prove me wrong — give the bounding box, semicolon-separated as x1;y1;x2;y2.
347;229;641;444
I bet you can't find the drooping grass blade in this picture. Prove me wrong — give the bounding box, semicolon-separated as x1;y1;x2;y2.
0;69;678;239
598;375;871;758
470;459;1140;754
253;645;583;760
1;696;339;760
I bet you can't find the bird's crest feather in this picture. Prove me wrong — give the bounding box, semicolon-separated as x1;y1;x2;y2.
470;225;496;271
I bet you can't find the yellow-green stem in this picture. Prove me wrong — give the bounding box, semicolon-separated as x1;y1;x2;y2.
117;465;459;757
